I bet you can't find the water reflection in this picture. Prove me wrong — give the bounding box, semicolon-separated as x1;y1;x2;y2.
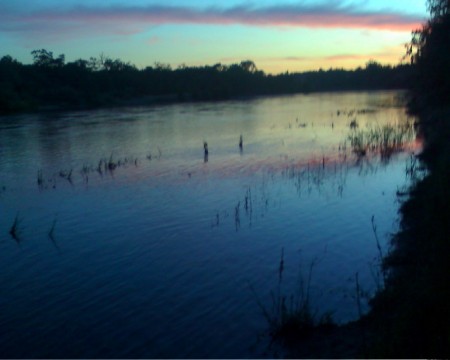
0;91;419;358
206;151;417;236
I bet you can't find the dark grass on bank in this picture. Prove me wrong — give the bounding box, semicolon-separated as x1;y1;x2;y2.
366;106;450;358
348;2;450;356
271;1;450;356
267;109;450;360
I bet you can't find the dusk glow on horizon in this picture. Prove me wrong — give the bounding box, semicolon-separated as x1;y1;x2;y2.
0;0;428;73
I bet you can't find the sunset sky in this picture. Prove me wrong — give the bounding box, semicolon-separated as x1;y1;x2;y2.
0;0;428;73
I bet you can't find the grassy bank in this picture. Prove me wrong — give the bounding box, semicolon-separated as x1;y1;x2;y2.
270;0;450;355
269;109;449;359
362;1;450;354
366;106;450;357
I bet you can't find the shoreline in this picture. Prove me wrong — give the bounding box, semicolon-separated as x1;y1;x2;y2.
0;87;409;118
271;104;449;358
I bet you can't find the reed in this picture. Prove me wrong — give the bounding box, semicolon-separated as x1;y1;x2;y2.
67;169;73;184
348;122;414;159
234;201;240;231
350;119;359;129
108;153;117;170
244;187;252;213
368;215;388;293
252;251;334;346
81;165;89;183
355;272;363;320
97;159;104;174
48;217;57;241
81;164;91;175
9;213;21;243
37;170;44;188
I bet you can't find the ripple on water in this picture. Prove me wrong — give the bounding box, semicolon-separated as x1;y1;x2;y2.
0;91;416;358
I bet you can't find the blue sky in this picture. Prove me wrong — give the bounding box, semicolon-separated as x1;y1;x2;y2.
0;0;428;73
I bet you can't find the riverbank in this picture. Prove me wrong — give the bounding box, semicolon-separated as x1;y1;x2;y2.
272;104;449;358
0;53;412;115
366;105;450;357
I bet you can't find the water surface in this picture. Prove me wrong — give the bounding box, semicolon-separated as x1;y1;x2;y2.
0;91;417;358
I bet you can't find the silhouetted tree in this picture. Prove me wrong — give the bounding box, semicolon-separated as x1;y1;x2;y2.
103;57;136;72
365;60;383;70
31;49;65;68
406;0;450;108
88;56;101;71
0;55;20;66
240;60;257;73
428;0;449;16
0;49;414;114
154;62;172;71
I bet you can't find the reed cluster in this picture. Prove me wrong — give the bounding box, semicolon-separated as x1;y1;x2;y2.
348;122;414;159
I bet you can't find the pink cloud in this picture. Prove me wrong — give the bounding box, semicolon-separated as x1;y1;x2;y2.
0;2;424;42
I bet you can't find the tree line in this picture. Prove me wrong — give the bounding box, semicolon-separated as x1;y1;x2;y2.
0;50;412;114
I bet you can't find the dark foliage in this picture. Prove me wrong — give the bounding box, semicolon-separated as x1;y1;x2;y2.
406;0;450;110
0;52;412;114
368;1;450;357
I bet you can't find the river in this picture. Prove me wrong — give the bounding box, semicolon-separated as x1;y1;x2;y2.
0;91;418;358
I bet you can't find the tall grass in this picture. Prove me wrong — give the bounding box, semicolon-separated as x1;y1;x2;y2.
367;109;450;358
48;217;57;241
348;122;414;159
252;250;334;346
37;170;44;189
